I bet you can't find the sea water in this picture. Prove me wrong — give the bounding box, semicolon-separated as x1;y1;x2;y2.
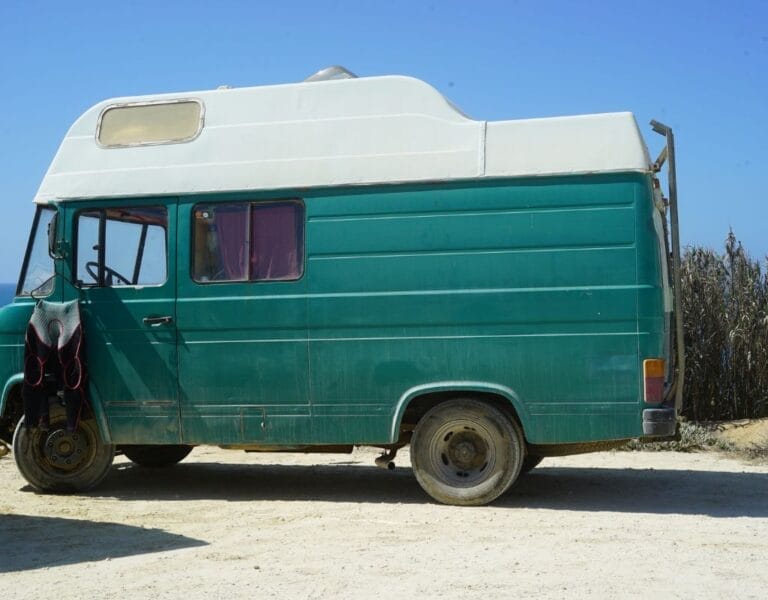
0;283;16;306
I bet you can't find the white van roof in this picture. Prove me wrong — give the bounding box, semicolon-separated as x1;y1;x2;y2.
34;72;652;204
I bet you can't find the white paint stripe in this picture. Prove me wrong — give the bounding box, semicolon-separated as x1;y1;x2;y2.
176;284;653;303
184;331;647;345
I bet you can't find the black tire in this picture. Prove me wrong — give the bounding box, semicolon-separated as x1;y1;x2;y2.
121;444;193;467
12;412;114;493
410;398;524;506
520;453;544;474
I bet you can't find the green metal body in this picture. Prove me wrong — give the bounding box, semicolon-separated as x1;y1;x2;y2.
0;172;666;447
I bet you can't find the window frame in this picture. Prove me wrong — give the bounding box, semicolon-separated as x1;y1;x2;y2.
95;98;205;149
190;198;306;285
73;206;169;289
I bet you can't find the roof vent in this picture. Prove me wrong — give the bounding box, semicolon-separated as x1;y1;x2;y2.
304;65;358;82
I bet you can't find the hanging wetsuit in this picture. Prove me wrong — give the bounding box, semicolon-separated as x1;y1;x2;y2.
22;300;87;431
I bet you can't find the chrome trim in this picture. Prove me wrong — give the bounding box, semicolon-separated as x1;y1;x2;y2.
95;97;205;149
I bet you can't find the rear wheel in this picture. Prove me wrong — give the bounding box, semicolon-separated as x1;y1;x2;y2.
410;398;524;506
121;444;193;467
12;412;114;493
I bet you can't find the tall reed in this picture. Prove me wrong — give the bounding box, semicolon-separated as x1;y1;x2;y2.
681;232;768;421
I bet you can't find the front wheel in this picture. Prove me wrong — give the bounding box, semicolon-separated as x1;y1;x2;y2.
410;399;524;506
521;453;544;474
121;444;193;467
12;413;115;493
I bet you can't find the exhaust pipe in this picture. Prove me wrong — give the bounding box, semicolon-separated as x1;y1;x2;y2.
375;449;397;470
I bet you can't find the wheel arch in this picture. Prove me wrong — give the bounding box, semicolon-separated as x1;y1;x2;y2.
1;374;24;443
1;373;24;417
390;381;532;443
0;373;113;445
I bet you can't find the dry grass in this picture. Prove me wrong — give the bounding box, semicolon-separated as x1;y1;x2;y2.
624;421;732;453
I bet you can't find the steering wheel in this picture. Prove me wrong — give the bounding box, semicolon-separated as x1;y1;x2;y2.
85;261;132;286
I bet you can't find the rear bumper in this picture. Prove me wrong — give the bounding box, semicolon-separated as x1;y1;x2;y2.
642;407;677;437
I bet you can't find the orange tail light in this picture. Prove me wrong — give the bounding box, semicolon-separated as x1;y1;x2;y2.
643;359;665;404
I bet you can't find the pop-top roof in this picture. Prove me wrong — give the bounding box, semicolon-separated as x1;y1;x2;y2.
34;70;652;203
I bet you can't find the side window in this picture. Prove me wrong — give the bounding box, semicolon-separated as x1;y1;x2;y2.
76;206;168;287
192;200;304;283
98;100;203;147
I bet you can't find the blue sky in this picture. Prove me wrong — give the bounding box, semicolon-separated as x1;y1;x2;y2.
0;0;766;282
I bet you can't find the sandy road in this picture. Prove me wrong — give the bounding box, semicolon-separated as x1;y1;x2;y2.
1;446;767;599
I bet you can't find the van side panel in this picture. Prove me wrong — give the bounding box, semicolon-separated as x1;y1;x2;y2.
305;174;662;445
169;173;663;446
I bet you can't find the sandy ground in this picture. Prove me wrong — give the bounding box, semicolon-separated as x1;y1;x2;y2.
718;419;768;449
1;446;767;600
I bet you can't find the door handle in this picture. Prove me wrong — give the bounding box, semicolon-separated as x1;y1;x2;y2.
143;316;173;327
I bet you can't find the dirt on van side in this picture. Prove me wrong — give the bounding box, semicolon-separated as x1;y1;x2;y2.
1;446;767;600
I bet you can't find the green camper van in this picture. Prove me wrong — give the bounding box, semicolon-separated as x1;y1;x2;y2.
0;67;683;505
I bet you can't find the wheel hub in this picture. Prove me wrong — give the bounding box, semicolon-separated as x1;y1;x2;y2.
439;429;490;478
451;440;480;468
43;429;89;471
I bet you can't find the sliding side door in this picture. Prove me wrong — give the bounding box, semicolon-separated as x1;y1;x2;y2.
175;197;310;445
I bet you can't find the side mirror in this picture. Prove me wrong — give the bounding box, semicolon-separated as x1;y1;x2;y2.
47;212;59;258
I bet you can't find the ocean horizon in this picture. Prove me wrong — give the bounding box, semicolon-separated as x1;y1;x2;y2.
0;283;16;305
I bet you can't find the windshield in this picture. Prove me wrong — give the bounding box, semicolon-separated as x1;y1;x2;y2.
18;207;56;296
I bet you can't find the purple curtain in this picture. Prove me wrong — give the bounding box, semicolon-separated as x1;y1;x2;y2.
213;204;248;280
251;203;303;280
